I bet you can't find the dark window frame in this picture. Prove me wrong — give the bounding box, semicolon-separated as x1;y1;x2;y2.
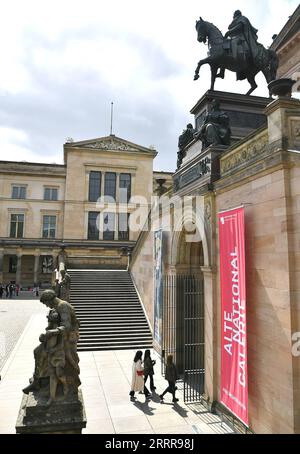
12;186;26;199
119;173;131;203
118;213;130;241
89;171;102;202
9;256;18;273
44;187;58;201
10;213;24;238
103;212;115;241
88;212;100;240
104;172;116;201
42;215;56;239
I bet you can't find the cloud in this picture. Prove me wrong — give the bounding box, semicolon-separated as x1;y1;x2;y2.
0;0;299;172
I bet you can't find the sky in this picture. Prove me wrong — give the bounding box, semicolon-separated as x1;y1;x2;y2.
0;0;298;172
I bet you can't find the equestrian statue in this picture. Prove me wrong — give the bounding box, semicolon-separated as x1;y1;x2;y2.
194;10;278;95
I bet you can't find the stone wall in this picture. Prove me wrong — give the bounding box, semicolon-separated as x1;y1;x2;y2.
215;166;296;433
130;230;154;330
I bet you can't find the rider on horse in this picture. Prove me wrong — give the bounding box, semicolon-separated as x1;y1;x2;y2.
224;10;261;79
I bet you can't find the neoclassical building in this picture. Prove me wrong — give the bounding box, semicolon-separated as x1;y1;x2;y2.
271;4;300;87
0;135;172;287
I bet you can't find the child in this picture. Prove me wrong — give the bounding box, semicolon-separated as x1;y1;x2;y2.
160;354;179;403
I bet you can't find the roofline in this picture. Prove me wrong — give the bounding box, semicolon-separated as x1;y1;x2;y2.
270;4;300;51
0;160;65;168
153;170;173;175
64;134;157;154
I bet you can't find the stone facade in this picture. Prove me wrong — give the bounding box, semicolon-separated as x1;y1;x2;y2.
0;135;166;287
271;5;300;90
130;93;300;433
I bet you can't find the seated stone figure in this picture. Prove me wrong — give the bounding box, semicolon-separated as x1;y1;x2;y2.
195;100;231;150
177;123;196;169
23;289;80;406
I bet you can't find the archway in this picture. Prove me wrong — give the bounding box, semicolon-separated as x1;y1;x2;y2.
163;221;206;402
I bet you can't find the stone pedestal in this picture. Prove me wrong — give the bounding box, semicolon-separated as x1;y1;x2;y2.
15;390;87;434
179;90;271;174
191;90;271;142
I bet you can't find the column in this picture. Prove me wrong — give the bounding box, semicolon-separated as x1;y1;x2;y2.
58;249;66;272
52;250;60;284
16;253;22;287
116;173;120;204
201;265;217;405
0;249;4;283
34;252;40;286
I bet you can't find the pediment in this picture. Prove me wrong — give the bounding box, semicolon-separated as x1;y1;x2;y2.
66;135;156;155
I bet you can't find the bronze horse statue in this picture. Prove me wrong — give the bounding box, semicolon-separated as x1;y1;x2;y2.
194;18;278;95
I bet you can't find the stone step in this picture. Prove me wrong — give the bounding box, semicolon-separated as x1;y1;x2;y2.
69;269;152;351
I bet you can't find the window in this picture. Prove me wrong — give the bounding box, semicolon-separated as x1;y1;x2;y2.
103;212;115;240
10;214;24;238
41;256;53;273
119;174;131;203
44;188;58;201
104;172;116;201
88;212;100;240
89;171;101;202
42;215;56;239
12;186;26;199
118;213;129;241
9;256;17;273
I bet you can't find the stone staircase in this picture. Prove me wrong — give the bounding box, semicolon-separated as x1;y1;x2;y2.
68;270;153;351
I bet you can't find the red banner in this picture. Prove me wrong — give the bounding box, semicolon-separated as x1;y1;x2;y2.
218;207;248;426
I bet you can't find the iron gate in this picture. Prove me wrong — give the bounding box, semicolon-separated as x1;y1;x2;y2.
183;275;205;403
162;274;205;403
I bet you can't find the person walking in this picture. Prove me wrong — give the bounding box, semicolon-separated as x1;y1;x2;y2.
0;284;3;299
143;350;156;395
5;284;9;298
160;354;179;403
15;284;19;297
9;283;14;299
129;350;145;401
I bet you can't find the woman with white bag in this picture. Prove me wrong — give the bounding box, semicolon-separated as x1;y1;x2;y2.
129;350;146;401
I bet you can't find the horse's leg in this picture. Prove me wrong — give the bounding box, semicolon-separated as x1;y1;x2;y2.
210;65;218;91
246;74;258;96
216;67;225;79
194;57;211;80
261;67;274;97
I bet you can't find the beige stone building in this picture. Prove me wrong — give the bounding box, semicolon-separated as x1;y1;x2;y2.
271;5;300;88
0;134;173;287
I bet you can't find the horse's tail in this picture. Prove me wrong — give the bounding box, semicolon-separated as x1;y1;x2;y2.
268;49;279;81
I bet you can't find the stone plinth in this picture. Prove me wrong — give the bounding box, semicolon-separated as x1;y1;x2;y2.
174;144;227;195
180;90;271;170
15;390;87;434
191;90;271;141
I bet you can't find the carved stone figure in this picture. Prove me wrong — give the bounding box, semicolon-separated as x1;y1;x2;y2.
194;100;231;150
59;269;71;302
194;13;278;95
177;124;196;169
22;290;80;406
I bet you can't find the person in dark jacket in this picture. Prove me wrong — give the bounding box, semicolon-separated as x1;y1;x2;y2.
143;350;156;396
160;354;179;403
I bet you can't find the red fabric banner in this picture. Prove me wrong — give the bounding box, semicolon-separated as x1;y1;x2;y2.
218;207;248;426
